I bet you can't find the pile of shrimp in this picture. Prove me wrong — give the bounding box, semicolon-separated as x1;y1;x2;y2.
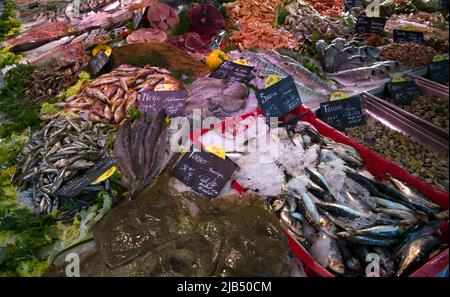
224;0;298;50
308;0;344;17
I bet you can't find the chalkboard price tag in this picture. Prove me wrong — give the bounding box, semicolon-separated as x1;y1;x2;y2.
256;76;302;118
318;95;365;130
209;61;254;83
344;0;365;10
138;90;187;117
427;60;449;85
355;17;387;34
89;50;110;76
171;151;238;198
393;29;424;44
55;157;120;197
386;81;422;105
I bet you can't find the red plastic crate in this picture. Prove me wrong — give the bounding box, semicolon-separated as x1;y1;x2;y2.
189;106;449;277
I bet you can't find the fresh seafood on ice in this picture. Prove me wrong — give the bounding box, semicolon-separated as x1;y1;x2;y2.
197;115;446;276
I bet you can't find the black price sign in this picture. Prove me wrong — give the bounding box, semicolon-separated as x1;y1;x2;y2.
386;81;422;105
318;95;365;130
209;61;254;83
344;0;365;10
428;60;449;85
171;151;238;198
256;76;302;118
355;17;387;34
138;90;186;117
89;50;110;76
55;157;119;197
393;29;424;44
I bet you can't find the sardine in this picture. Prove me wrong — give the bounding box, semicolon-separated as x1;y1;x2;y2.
295;192;321;229
352;225;407;238
337;232;399;246
306;167;338;201
396;235;440;276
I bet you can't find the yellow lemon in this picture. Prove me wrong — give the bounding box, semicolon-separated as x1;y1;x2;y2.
206;50;229;70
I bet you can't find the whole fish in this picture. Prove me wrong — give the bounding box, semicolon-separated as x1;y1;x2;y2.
396;235;440;276
345;170;436;217
394;220;444;258
306;167;338;201
389;176;442;213
337;232;399;247
258;49;335;94
316;201;396;226
295;192;321;229
328;66;390;86
374;197;413;212
351;225;407;238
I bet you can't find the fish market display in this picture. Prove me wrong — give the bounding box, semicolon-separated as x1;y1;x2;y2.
307;0;345;17
314;37;407;88
13;116;114;218
63;64;182;124
257;49;336;94
344;118;449;191
125;28;168;44
399;96;449;129
24;59;89;106
114;110;175;197
385;12;449;39
199;116;446;276
185;77;258;119
316;37;383;73
226;50;331;105
0;0;448;278
379;43;438;68
284;0;348;46
224;0;298;49
385;12;449;52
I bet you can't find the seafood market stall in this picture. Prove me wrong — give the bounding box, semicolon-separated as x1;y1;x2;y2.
0;0;448;278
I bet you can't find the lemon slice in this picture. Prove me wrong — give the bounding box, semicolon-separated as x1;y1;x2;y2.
265;75;282;88
330;91;348;101
91;166;116;185
92;44;112;57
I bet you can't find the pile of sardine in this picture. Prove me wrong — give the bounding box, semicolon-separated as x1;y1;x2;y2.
63;64;183;124
268;122;447;276
114;110;177;198
25;60;88;106
13;116;114;218
201;117;447;277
